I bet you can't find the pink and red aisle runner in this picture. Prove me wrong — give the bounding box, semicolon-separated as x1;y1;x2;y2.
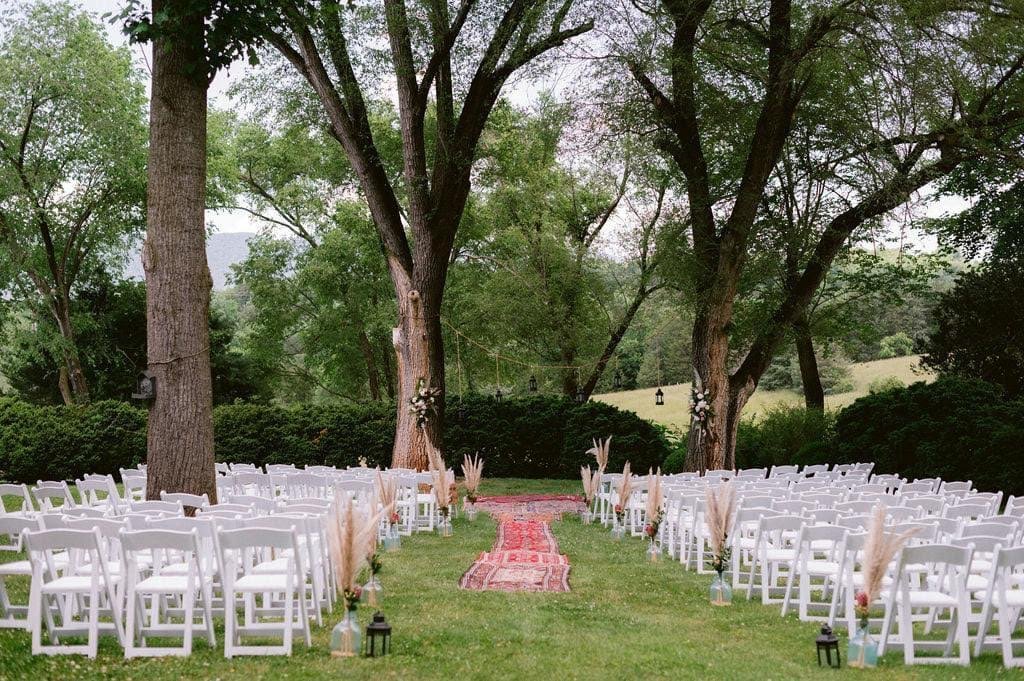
459;494;584;593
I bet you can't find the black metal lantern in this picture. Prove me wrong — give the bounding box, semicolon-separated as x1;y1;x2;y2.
494;387;503;402
132;370;156;402
528;375;538;393
654;387;664;406
364;611;391;657
575;387;586;403
613;369;622;390
816;624;840;668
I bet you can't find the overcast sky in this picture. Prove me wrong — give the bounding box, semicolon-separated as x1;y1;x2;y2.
76;0;966;246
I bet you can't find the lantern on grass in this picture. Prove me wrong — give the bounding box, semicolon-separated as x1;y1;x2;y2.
364;611;392;657
528;375;538;393
494;387;503;402
816;624;840;668
654;387;664;406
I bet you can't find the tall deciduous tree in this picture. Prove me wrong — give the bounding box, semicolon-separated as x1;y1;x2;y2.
264;0;593;468
0;2;146;405
613;0;1024;470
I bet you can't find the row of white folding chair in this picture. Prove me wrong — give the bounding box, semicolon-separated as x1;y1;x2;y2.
75;476;124;515
0;484;34;517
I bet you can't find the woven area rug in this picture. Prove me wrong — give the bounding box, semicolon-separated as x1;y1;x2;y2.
459;494;584;593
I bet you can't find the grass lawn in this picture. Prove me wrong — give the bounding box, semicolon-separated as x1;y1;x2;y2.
594;355;936;431
0;478;1010;680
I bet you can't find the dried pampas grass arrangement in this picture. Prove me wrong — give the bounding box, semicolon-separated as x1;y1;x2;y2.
375;470;398;524
462;453;484;503
614;461;633;521
645;469;664;530
580;466;601;506
327;491;384;605
705;482;736;574
587;436;612;473
861;506;919;606
426;444;451;519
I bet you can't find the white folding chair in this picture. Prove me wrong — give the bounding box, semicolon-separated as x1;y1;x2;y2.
879;543;974;665
217;526;311;657
121;528;216;657
32;482;75;512
24;528;125;658
747;515;804;605
0;516;36;629
783;525;848;624
160;491;210;512
975;544;1024;666
0;483;35;517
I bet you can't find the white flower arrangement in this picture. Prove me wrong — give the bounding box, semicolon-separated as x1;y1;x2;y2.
408;378;442;428
691;387;712;433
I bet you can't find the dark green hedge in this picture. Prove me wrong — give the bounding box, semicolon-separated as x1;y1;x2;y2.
0;395;670;482
725;378;1024;495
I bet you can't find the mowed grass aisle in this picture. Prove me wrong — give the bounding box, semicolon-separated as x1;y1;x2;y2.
0;479;1012;680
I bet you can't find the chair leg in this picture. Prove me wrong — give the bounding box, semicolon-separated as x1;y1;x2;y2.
900;598;914;665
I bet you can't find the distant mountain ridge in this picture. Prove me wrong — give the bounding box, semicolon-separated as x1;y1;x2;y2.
125;232;254;290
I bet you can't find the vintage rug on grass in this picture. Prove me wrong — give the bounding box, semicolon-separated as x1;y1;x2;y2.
459;494;584;593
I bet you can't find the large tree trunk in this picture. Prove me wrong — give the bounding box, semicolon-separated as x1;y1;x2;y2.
358;328;382;401
390;282;445;470
51;296;89;404
794;315;824;411
143;0;216;503
684;307;733;473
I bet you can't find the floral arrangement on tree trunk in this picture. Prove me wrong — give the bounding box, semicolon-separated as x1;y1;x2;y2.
705;482;736;601
408;378;442;428
327;491;383;657
462;453;484;505
690;383;713;444
614;461;633;528
644;469;664;559
587;436;611;473
853;508;918;645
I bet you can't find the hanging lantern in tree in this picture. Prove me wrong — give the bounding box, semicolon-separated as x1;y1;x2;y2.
613;369;622;390
655;388;664;406
364;611;392;657
494;387;503;402
528;375;538;393
575;387;586;403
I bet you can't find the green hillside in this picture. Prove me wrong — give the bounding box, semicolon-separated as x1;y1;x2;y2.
594;355;935;431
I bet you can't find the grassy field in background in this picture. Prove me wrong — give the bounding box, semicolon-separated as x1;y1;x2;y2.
0;478;1010;680
594;355;935;431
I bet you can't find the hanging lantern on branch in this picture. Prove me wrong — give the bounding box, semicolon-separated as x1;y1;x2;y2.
528;375;538;393
655;387;665;406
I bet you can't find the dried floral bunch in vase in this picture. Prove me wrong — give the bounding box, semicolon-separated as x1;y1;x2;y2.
462;453;484;504
644;469;664;541
327;492;383;657
614;461;633;528
375;471;398;526
427;446;452;532
705;482;736;602
857;507;919;626
587;436;611;473
580;466;601;507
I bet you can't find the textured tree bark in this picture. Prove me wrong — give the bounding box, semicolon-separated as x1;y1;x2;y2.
390;283;444;470
143;0;216;503
358;328;382;401
794;316;825;410
683;306;732;473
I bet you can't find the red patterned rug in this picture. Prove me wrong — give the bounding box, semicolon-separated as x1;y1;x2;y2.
459;495;584;593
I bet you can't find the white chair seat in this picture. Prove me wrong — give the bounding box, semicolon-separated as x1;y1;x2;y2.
766;548;796;561
976;589;1024;607
75;561;123;577
234;573;289;592
907;590;958;608
135;574;190;594
41;574;121;594
253;557;292;574
805;560;840;575
0;560;32;576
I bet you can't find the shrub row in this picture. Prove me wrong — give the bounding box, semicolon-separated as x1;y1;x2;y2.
0;395;671;483
724;377;1024;496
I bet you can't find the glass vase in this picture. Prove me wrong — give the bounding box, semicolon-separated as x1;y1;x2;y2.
465;501;478;521
611;518;626;541
383;526;401;551
847;625;878;668
330;609;360;658
580;509;592;525
440;515;453;537
647;538;661;562
709;572;732;606
361;575;382;607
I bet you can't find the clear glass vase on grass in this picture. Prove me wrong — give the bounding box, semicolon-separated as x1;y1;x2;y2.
331;589;362;658
464;496;478;521
383;524;401;551
644;522;661;561
439;510;453;537
361;554;382;607
709;570;732;605
848;594;878;668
